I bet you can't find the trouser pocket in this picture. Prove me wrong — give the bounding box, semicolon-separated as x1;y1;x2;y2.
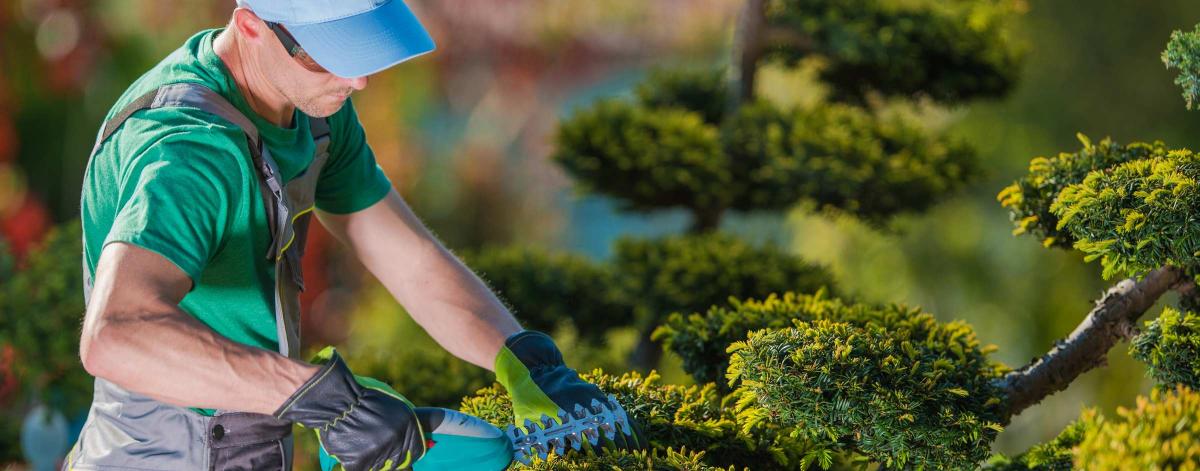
209;412;293;471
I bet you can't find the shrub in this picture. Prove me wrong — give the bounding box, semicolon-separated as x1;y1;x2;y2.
464;246;631;341
1074;386;1200;470
552;99;728;215
1051;148;1200;279
655;292;845;387
656;292;988;391
726;317;1007;469
459;369;855;470
614;234;835;333
1164;24;1200;110
1131;307;1200;390
0;222;91;415
763;0;1024;103
983;420;1083;470
997;135;1165;249
721;101;977;219
635;68;730;126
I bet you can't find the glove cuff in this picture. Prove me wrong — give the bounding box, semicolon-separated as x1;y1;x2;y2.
273;348;360;427
501;330;565;370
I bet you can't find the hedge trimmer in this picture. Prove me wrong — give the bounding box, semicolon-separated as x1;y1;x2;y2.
504;394;635;464
319;394;635;470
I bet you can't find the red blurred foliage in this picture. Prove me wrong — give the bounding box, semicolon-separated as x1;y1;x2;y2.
0;344;17;407
1;195;51;261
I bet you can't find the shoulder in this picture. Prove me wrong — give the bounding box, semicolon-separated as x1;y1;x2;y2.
97;104;255;197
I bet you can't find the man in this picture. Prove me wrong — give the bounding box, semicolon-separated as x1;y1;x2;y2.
67;0;642;469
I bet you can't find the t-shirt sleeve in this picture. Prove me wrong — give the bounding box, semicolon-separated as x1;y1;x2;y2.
104;125;247;283
315;98;393;214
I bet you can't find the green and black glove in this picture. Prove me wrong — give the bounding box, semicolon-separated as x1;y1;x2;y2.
494;330;647;451
276;347;426;471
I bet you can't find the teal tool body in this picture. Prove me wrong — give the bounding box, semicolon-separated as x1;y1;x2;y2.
319;397;635;470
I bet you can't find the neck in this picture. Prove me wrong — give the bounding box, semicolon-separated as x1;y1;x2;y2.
213;29;294;128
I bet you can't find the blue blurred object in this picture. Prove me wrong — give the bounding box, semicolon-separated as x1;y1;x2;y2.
21;405;69;471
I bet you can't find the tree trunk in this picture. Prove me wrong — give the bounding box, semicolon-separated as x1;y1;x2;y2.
998;265;1185;421
729;0;767;109
690;207;724;234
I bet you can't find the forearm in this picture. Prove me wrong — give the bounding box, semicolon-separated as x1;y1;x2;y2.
393;241;523;369
320;190;522;369
81;303;318;415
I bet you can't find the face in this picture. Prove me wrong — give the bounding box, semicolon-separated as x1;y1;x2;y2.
258;21;368;118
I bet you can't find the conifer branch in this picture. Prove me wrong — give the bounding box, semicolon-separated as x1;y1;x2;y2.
998;265;1184;419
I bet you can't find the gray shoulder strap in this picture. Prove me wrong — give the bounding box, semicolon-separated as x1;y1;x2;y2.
92;82;261;156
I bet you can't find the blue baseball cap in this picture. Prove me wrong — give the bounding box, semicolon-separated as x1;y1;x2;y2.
238;0;436;78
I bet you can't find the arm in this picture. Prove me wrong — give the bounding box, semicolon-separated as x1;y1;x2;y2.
79;241;318;414
317;188;523;370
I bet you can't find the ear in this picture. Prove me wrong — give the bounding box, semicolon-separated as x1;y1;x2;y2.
230;7;267;42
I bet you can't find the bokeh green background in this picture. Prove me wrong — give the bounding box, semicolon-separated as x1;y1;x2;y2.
2;0;1200;464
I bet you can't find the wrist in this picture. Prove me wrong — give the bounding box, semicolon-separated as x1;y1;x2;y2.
273;350;359;426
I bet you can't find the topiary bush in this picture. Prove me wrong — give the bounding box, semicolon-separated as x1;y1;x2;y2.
1050;148;1200;279
1164;24;1200;110
1073;386;1200;470
721;100;977;220
613;233;836;368
764;0;1024;104
1131;307;1200;390
725;317;1007;470
613;234;836;326
996;135;1166;249
655;292;986;392
460;369;863;470
463;246;632;342
982;420;1084;471
552;98;729;217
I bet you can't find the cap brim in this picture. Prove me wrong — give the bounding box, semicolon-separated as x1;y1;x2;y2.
284;0;436;78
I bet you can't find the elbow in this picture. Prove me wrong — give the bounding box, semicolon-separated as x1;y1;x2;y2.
79;313;122;380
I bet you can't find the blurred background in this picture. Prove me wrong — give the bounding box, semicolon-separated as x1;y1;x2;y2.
2;0;1200;468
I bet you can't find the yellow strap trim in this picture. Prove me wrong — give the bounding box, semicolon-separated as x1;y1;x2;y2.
276;204;315;260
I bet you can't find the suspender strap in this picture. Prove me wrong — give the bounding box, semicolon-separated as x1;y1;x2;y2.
93;83;262;155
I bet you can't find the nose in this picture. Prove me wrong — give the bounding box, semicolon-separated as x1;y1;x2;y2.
340;75;368;91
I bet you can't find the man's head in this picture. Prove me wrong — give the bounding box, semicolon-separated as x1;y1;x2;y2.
227;0;435;117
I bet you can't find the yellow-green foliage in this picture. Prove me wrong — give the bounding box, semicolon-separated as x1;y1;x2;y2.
1074;386;1200;470
726;318;1007;470
460;370;857;470
345;346;494;408
522;448;738;471
722;101;977;219
1164;25;1200;110
464;246;631;342
636;68;730;126
983;420;1084;470
655;292;986;392
998;135;1165;249
0;222;91;415
764;0;1025;103
614;234;835;334
1051;148;1200;279
553;98;727;214
1132;308;1200;390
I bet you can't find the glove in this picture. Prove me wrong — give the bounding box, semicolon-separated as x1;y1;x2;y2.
320;408;513;471
276;347;426;471
494;330;647;452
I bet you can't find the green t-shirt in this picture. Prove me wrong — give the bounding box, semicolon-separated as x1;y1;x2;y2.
81;29;392;352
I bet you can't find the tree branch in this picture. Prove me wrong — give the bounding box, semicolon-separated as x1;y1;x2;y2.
729;0;766;109
997;265;1183;420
